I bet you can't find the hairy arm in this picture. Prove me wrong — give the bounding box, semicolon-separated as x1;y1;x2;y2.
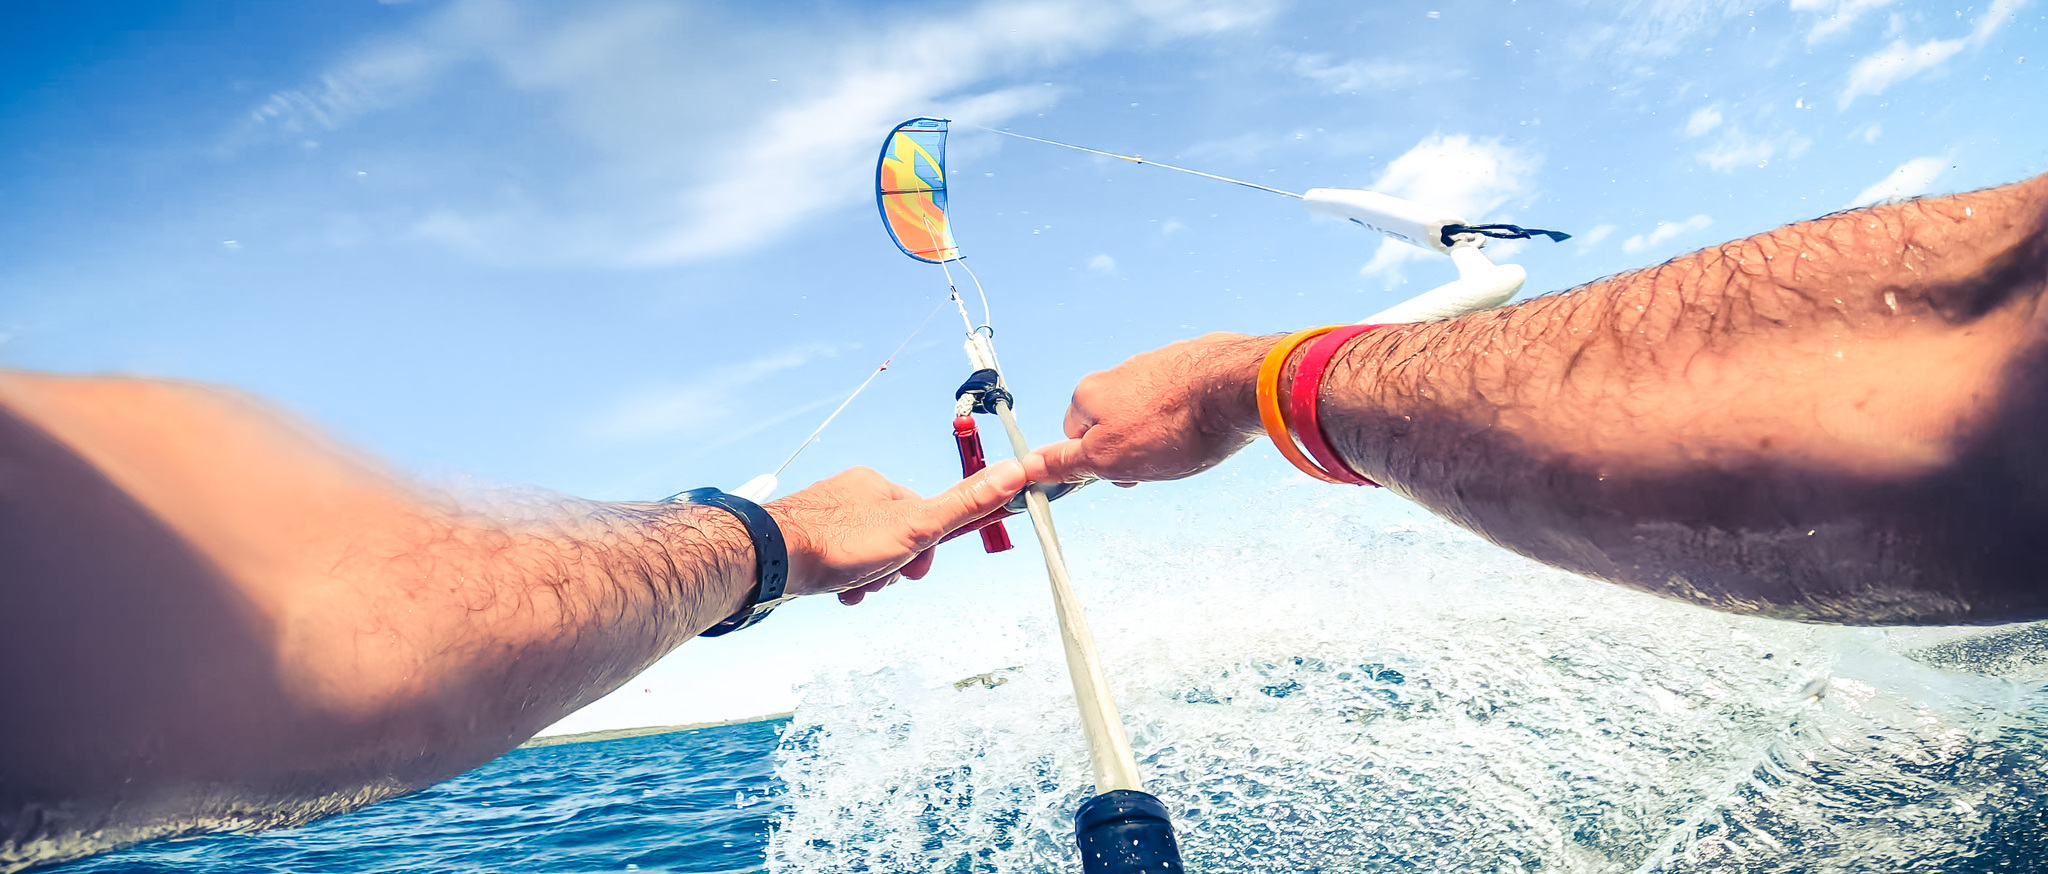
1041;174;2048;624
0;371;1023;868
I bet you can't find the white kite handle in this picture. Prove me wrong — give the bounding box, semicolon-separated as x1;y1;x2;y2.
1303;187;1466;254
1304;187;1528;323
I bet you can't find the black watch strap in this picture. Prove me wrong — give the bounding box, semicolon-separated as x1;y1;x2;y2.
668;487;788;637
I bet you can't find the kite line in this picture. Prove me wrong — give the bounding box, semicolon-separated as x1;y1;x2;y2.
970;124;1303;199
767;295;951;480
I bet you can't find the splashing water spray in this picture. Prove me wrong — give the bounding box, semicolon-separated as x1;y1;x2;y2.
732;117;1570;872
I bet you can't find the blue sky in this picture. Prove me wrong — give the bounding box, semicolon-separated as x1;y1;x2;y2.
3;0;2043;730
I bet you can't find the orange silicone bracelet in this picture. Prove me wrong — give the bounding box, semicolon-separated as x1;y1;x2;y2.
1256;326;1349;483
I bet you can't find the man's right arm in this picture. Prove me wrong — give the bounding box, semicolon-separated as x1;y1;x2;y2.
0;370;1025;869
1042;174;2048;624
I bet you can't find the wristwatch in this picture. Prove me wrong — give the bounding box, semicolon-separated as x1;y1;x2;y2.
666;487;788;636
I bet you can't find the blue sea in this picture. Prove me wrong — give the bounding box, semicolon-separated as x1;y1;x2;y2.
40;495;2048;872
48;722;789;874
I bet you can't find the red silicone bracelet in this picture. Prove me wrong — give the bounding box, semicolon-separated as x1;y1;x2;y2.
1288;324;1384;487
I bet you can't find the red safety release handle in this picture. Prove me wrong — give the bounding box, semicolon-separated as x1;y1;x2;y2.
953;415;1013;553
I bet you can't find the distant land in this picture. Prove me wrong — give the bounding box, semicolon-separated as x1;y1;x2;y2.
519;712;796;748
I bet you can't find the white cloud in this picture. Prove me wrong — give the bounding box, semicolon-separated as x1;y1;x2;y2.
1622;214;1713;254
1845;156;1946;207
1789;0;1896;44
1683;105;1722;137
1353;133;1539;286
1839;37;1968;107
1087;253;1118;273
1971;0;2028;43
590;345;837;442
1291;54;1432;93
1571;0;1754;61
1574;223;1616;252
1694;123;1809;172
238;0;1278;267
1837;0;2026;107
241;41;451;137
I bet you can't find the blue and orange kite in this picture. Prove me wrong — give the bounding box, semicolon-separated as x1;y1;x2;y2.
875;117;960;263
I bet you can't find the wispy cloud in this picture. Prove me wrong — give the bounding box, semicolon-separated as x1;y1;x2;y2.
1570;0;1754;61
1291;54;1432;93
1354;134;1539;287
1087;253;1118;273
1840;37;1970;107
1694;123;1809;172
1622;214;1712;254
1846;156;1947;208
1837;0;2026;107
236;0;1278;267
590;344;839;442
1788;0;1896;44
1574;223;1616;253
1683;105;1722;137
240;40;452;139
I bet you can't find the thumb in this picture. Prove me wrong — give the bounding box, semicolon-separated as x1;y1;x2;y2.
914;458;1027;542
1024;438;1091;484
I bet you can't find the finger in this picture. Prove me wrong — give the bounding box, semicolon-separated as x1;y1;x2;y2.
912;458;1027;541
1064;397;1096;439
902;548;937;580
1026;439;1093;484
837;578;890;606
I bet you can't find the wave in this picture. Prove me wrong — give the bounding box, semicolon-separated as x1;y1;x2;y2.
770;484;2048;873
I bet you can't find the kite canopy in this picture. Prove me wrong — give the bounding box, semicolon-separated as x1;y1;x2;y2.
876;117;960;263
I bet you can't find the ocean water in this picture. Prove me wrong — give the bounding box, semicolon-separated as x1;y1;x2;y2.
764;490;2048;874
47;721;788;874
46;487;2048;872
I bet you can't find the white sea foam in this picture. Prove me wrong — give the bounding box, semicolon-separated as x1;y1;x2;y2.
769;483;2048;872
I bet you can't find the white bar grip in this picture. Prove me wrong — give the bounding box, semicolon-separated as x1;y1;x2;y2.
1303;188;1466;254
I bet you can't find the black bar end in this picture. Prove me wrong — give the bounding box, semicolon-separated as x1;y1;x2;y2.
1074;789;1184;873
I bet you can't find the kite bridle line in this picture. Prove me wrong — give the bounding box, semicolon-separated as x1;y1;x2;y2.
927;215;994;337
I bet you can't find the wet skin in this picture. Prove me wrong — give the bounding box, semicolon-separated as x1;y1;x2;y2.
1038;174;2048;624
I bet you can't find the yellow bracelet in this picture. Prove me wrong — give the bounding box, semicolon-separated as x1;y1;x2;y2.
1256;326;1348;483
